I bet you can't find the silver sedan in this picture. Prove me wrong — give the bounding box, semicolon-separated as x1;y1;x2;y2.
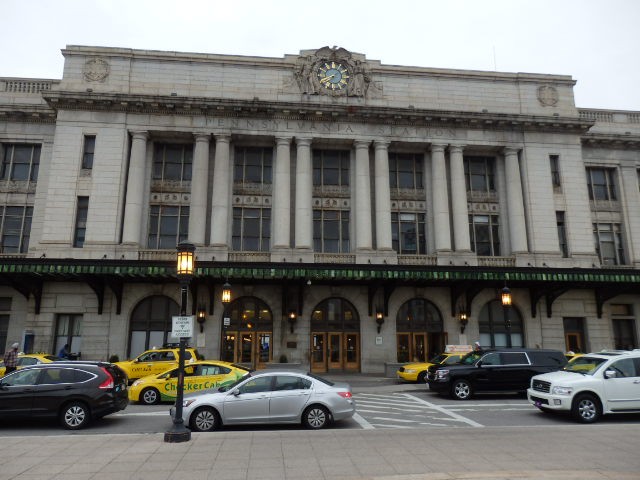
171;370;356;431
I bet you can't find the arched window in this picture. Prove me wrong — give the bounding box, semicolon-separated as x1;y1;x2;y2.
129;295;180;357
396;299;444;363
310;298;359;332
478;300;524;348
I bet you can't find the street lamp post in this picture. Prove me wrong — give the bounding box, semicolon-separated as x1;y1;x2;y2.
164;241;195;443
501;285;512;348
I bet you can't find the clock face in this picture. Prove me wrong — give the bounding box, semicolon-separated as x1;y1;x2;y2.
317;62;350;90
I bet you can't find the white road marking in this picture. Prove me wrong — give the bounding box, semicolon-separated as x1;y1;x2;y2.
402;394;484;428
352;412;375;429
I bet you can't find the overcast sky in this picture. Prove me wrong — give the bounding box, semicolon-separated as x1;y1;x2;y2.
2;0;639;111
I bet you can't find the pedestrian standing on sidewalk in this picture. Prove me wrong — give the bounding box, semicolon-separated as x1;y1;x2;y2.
3;343;19;375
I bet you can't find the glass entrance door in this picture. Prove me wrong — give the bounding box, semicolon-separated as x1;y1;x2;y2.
311;333;326;372
328;333;342;370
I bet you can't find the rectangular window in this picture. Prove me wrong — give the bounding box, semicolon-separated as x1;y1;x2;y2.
464;156;495;193
55;314;82;357
593;222;625;265
313;150;350;187
0;205;33;254
1;144;40;181
468;214;500;256
152;144;193;182
82;135;96;170
563;317;586;353
389;153;423;189
313;209;350;253
73;197;89;248
233;147;273;185
549;155;561;188
586;167;617;201
556;211;568;258
611;304;637;350
391;212;426;254
147;205;189;249
231;207;271;251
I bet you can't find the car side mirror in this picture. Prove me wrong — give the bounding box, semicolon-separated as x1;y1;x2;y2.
476;360;483;367
232;389;241;396
604;369;617;379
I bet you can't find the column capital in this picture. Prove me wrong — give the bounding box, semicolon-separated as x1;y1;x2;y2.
430;143;447;153
295;136;312;147
130;131;148;141
449;144;466;154
503;146;520;156
373;140;390;150
275;136;292;146
214;133;231;144
354;139;371;149
193;132;211;142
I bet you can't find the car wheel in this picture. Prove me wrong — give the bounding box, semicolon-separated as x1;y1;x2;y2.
140;387;160;405
417;371;427;383
302;405;330;429
60;401;90;430
572;394;601;423
190;407;220;432
451;379;473;400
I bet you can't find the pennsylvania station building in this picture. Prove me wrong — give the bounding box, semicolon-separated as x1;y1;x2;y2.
1;45;639;373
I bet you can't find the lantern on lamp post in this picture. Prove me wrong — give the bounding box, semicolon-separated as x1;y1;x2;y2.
501;285;512;348
164;241;195;443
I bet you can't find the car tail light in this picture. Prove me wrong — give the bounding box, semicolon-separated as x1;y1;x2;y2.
337;392;352;398
98;367;115;390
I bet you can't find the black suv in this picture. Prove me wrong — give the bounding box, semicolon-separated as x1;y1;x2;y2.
426;348;567;400
0;361;128;429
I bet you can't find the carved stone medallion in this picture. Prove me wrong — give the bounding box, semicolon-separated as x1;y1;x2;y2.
537;85;559;106
83;57;110;83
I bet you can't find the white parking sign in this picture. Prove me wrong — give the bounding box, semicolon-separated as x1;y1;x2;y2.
171;316;194;338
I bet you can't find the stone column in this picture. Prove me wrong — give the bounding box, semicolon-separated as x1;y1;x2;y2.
272;137;292;249
294;137;313;250
620;165;640;264
504;147;528;253
449;145;471;251
431;143;451;251
209;134;231;247
122;131;148;244
354;140;373;251
188;133;210;246
374;140;392;251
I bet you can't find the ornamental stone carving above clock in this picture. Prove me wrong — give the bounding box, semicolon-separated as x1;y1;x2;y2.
83;57;110;83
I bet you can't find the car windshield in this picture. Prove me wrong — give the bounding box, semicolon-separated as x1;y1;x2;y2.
564;356;608;375
430;354;448;364
218;374;251;392
460;352;483;365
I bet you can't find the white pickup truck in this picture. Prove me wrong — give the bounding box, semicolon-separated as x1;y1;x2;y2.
527;349;640;423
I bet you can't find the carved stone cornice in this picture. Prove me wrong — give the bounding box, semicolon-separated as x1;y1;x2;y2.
42;90;594;134
0;104;56;124
581;133;640;149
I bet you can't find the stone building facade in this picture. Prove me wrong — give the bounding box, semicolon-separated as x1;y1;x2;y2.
1;45;639;373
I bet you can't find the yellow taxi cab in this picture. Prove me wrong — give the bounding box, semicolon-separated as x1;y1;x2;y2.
565;352;584;363
115;345;203;383
0;353;62;376
397;350;468;383
129;360;251;404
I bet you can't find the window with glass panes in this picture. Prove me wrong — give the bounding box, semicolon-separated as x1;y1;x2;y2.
313;209;350;253
128;296;180;357
556;211;568;257
1;144;40;181
464;156;495;192
232;207;271;251
593;222;625;265
479;300;524;348
55;314;82;357
147;205;189;249
313;150;350;186
73;197;89;248
152;144;192;182
82;136;95;170
469;214;500;256
611;304;637;350
586;167;617;201
0;205;33;254
0;297;10;355
389;153;423;189
549;155;561;188
234;147;272;186
391;212;426;254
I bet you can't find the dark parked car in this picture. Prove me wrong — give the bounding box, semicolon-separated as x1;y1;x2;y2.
427;348;567;400
0;361;128;429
